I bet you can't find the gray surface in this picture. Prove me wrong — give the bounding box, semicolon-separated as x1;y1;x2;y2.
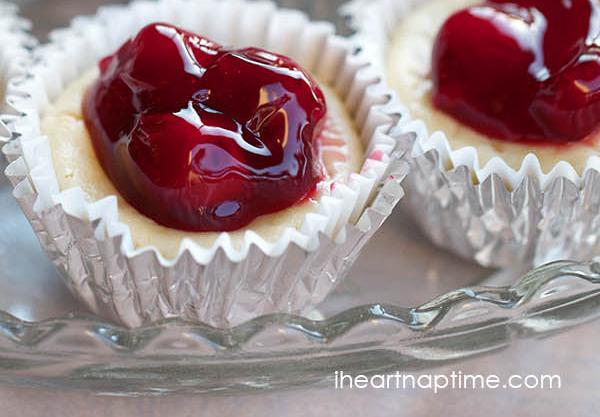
0;0;598;415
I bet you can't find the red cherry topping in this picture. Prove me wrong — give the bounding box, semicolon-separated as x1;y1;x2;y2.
83;23;327;232
432;0;600;143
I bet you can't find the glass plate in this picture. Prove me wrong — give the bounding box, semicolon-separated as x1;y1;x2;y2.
2;0;600;396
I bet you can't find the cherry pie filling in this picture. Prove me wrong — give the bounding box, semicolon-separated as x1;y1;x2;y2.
83;23;327;232
432;0;600;145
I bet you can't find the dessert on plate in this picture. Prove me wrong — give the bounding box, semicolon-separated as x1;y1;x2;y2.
3;0;407;328
348;0;600;266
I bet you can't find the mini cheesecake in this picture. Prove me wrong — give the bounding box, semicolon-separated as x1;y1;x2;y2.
42;23;364;259
344;0;600;268
4;1;405;327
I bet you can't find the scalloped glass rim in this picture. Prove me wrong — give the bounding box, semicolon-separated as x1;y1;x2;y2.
0;260;599;395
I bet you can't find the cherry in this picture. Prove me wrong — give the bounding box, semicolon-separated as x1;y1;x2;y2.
83;23;327;232
532;52;600;140
432;0;600;143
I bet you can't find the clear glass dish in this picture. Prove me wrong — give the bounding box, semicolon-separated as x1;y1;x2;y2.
1;0;600;396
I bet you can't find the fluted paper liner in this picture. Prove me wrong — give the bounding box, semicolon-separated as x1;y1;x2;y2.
0;2;35;174
1;0;409;328
345;0;600;268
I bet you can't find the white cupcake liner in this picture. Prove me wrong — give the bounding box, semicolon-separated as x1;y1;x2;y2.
0;3;33;100
345;0;600;268
0;2;35;175
2;0;409;328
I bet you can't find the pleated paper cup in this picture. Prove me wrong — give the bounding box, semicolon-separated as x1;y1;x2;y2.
345;0;600;268
3;0;409;328
0;2;35;175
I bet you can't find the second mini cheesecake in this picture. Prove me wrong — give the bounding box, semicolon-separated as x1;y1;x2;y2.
348;0;600;267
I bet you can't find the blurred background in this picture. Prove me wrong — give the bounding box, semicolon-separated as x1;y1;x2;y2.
17;0;350;39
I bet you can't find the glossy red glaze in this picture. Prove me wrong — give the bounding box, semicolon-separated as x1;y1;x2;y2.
432;0;600;143
83;23;327;232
